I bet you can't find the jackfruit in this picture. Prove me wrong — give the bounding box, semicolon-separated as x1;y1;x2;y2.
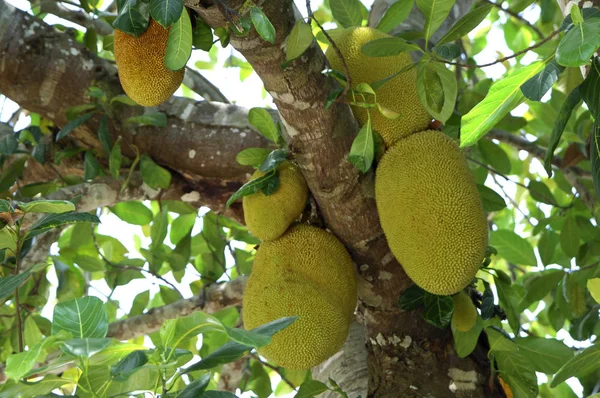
325;27;431;147
114;19;185;106
452;291;477;332
242;224;357;369
243;161;308;242
375;130;488;295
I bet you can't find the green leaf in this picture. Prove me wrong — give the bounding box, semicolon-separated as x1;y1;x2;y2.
97;114;111;154
552;343;600;387
295;380;330;398
476;184;506;212
140;154;171;189
60;338;112;358
185;340;250;371
495;350;539;398
192;17;213;51
26;212;100;239
151;207;169;248
160;311;224;349
486;327;518;352
329;0;363;28
560;213;580;258
0;270;31;300
286;21;313;61
376;1;414;33
18;200;74;214
544;86;582;176
56;112;94;141
422;293;453;329
592;122;600;201
126;112;168;127
489;229;537;266
110;350;148;381
516;336;574;374
581;57;600;120
416;58;457;123
521;269;564;306
178;373;211;398
347;118;374;173
460;61;548;147
113;0;150;36
521;59;564;101
165;9;192;70
224;326;271;348
109;140;122;179
149;0;183;27
452;316;483;358
236;148;271;167
200;392;238;398
75;254;106;272
248;108;279;143
528;180;557;205
415;0;457;45
432;43;461;59
110;94;138;106
226;170;277;208
51;296;109;338
5;332;69;381
250;7;275;44
111;201;153;225
258;149;289;173
360;37;421;57
83;151;101;181
538;229;559;266
397;284;425;310
170;213;196;245
437;3;492;44
556;18;600;67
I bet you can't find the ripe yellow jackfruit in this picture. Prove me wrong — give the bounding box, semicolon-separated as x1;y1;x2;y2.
375;130;488;295
452;292;477;332
114;19;184;106
325;27;431;147
242;224;357;369
243;161;309;242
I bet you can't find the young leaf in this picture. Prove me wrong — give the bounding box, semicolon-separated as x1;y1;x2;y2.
165;9;192;71
286;21;313;61
140;154;171;189
56;112;94;141
236;148;271;167
376;0;414;33
347;117;374;173
250;7;275;44
149;0;183;28
415;0;457;45
461;61;548;147
248;108;279;143
544;86;582;176
329;0;363;28
360;37;421;57
52;296;109;338
437;3;493;45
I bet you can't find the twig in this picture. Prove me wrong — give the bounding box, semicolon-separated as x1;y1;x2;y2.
438;28;561;68
183;67;230;103
489;173;534;226
466;156;528;190
249;353;296;390
481;0;543;38
306;0;352;98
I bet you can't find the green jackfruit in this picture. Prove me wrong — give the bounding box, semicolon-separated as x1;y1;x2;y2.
243;161;308;242
375;130;488;295
114;19;184;106
242;224;357;369
452;291;477;332
325;27;431;147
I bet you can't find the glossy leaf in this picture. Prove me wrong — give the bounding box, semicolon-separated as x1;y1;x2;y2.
286;21;313;61
250;7;275;44
248;108;279;143
416;58;456;123
165;9;192;71
556;18;600;67
56;112;94;141
376;0;414;33
347;118;374;173
18;200;74;214
149;0;183;28
476;184;506;212
521;59;564;101
51;296;109;338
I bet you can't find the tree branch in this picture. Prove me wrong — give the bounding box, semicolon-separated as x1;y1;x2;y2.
482;0;543;38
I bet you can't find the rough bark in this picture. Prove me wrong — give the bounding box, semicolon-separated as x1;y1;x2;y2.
190;1;499;397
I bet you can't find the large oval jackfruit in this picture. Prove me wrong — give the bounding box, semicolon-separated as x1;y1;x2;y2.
114;19;184;107
375;130;488;295
325;27;431;147
243;161;309;242
242;224;357;369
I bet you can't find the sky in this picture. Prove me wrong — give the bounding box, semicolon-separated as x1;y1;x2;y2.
0;0;588;396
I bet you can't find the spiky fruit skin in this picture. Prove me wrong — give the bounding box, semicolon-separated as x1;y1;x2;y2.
243;161;309;242
325;27;431;147
375;130;488;295
452;291;477;332
242;224;357;369
114;19;184;107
